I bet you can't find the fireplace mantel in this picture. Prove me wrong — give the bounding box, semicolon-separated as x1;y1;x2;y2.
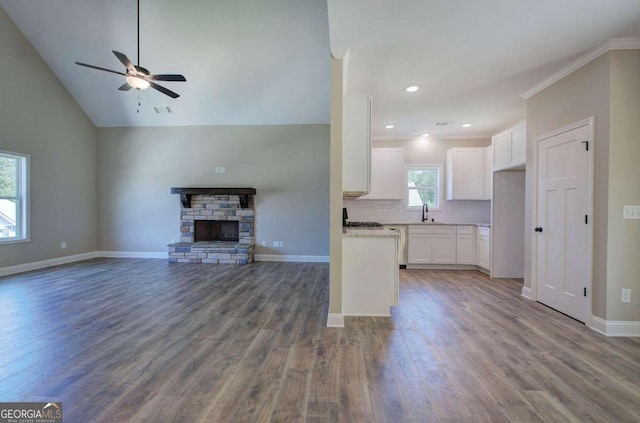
170;187;256;208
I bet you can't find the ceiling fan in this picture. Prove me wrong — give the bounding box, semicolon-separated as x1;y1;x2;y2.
75;0;186;99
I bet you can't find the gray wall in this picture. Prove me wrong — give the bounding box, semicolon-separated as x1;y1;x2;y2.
527;50;640;321
0;7;97;268
97;125;330;257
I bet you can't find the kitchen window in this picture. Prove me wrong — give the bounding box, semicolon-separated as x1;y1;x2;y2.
406;165;440;210
0;150;29;243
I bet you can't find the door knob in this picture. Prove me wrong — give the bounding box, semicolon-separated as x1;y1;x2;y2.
534;227;543;232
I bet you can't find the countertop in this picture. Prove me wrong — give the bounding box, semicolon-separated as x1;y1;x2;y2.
342;228;401;238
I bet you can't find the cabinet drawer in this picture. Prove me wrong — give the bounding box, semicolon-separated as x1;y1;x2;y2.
456;226;474;234
477;226;491;237
431;226;456;235
409;225;432;234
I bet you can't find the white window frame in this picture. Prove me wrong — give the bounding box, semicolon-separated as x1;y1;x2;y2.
0;150;30;244
405;164;442;211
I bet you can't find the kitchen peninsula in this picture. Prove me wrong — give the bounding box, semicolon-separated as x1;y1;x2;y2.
342;227;399;316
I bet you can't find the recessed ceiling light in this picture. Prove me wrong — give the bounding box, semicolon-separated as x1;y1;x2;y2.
406;85;419;93
421;133;430;137
462;123;472;128
385;124;395;129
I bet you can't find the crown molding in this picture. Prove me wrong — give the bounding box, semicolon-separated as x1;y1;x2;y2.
521;38;640;100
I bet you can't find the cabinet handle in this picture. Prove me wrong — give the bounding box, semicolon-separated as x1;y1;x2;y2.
534;227;543;233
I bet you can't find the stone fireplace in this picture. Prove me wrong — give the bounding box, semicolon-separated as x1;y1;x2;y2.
167;188;256;264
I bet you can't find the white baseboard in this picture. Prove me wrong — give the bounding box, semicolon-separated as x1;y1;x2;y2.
96;251;167;259
521;286;533;300
255;254;329;263
590;315;640;337
326;313;344;328
0;252;99;277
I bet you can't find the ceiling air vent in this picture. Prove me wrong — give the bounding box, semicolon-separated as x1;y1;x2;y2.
435;121;450;126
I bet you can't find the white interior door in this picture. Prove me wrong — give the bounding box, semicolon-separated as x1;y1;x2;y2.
536;123;591;322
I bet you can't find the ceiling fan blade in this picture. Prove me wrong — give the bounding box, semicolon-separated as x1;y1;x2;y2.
118;83;133;91
75;62;126;76
148;74;187;82
112;50;136;74
149;81;180;98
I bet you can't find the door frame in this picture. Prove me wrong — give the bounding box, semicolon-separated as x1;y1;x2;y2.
530;116;595;326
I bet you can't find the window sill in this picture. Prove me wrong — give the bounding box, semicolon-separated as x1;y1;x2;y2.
0;238;30;245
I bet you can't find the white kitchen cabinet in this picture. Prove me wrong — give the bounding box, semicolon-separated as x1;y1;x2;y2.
342;95;371;196
343;233;399;316
492;122;526;171
456;226;476;265
408;225;456;264
446;148;487;200
476;226;491;271
358;148;405;200
484;145;493;200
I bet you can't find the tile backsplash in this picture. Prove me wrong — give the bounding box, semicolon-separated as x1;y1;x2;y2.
343;199;491;224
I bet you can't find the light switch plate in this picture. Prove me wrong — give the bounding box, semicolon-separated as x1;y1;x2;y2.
621;288;631;303
623;205;640;219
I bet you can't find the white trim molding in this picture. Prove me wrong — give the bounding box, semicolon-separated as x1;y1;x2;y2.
96;251;167;259
521;286;533;300
255;254;329;263
590;316;640;337
0;252;99;277
521;38;640;99
326;313;345;328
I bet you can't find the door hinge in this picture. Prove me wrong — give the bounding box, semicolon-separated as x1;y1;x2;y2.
585;215;588;224
584;287;587;297
581;140;589;151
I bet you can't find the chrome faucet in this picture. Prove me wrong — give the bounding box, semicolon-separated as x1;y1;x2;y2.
422;203;429;222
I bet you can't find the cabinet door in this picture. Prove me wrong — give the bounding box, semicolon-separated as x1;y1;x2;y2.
358;149;382;199
431;234;456;264
493;132;511;170
343;95;371;193
408;234;432;264
381;148;405;199
510;125;526;166
484;146;493;200
477;235;490;269
456;234;475;264
467;149;485;199
447;149;468;199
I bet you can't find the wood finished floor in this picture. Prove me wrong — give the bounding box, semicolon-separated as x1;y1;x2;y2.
0;259;639;422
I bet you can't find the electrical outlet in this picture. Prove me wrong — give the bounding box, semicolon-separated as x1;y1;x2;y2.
272;241;279;247
621;289;631;303
278;241;284;248
170;238;175;244
60;242;67;249
215;166;226;174
261;240;266;247
623;205;640;219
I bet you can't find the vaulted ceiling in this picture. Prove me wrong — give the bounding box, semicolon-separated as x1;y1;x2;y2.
2;0;640;139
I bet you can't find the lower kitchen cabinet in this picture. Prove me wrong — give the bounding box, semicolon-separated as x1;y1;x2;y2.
408;225;456;264
342;232;399;316
476;226;491;271
456;225;476;265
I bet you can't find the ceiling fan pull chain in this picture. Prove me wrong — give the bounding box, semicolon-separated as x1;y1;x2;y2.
137;90;141;113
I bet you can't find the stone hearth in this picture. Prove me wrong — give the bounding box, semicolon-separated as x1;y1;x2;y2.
168;189;255;264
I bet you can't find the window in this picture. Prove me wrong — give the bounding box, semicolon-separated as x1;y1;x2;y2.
0;151;29;243
406;165;441;210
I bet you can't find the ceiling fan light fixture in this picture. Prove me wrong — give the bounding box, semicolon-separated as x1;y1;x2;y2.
126;75;151;90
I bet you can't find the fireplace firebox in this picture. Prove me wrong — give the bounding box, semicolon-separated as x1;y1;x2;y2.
194;220;239;242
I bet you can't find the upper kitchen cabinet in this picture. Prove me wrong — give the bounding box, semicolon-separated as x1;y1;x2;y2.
343;95;372;197
446;147;489;200
492;122;526;171
359;148;405;200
